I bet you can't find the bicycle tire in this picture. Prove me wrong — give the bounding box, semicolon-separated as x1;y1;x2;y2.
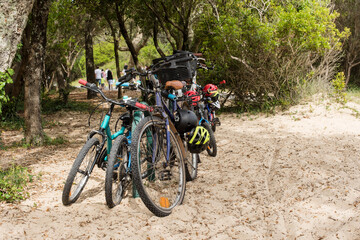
177;102;198;181
204;108;216;133
105;135;129;208
131;116;186;217
62;137;100;205
202;122;217;157
184;142;198;181
211;120;216;132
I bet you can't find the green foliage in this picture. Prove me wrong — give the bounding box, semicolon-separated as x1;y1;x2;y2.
0;69;14;114
198;0;348;111
138;42;172;67
93;41;116;66
2;134;67;150
331;72;347;103
0;97;24;131
0;165;33;203
78;40;130;77
334;0;360;87
41;96;94;114
46;0;86;85
13;43;23;63
0;116;24;132
44;134;67;146
346;84;360;104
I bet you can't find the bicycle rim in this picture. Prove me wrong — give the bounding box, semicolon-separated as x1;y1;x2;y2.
184;141;198;181
106;135;129;207
132;117;186;216
68;139;99;202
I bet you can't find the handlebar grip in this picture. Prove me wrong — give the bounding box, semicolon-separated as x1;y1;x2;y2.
79;79;89;86
193;53;203;57
220;80;226;85
117;82;129;87
135;102;153;112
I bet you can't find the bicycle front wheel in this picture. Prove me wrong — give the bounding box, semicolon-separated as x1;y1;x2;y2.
62;137;100;205
131;116;186;217
105;135;129;208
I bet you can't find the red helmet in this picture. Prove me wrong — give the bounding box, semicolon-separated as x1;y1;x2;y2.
184;91;200;106
202;84;218;97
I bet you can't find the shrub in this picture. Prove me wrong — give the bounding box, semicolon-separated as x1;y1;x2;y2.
197;0;349;110
0;165;33;203
0;69;14;114
332;72;347;103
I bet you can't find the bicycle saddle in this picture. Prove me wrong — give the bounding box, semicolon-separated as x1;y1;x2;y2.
164;80;184;90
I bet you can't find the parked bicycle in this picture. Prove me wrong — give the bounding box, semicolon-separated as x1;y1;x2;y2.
175;51;218;157
183;89;217;157
201;81;225;132
62;78;151;206
128;55;210;217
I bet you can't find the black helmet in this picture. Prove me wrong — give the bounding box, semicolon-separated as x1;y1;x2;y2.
187;126;210;153
174;109;198;134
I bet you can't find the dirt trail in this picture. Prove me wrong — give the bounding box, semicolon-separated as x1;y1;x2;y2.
1;94;360;239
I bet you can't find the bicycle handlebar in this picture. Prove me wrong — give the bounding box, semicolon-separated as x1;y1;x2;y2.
78;79;153;112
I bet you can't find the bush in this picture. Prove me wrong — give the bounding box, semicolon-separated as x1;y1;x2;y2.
197;0;349;110
0;165;33;203
0;69;14;114
332;72;347;103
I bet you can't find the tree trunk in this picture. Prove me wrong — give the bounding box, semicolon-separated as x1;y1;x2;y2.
153;22;165;58
182;28;189;51
23;0;50;145
104;15;122;99
0;0;35;72
115;3;139;68
84;17;97;99
116;36;123;99
5;20;32;99
56;65;69;103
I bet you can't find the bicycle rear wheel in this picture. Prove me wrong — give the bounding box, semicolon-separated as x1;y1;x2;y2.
202;122;217;157
131;116;186;217
184;141;198;181
62;137;100;205
211;120;216;132
105;135;129;208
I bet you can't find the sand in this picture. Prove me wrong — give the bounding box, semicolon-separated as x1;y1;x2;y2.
1;96;360;239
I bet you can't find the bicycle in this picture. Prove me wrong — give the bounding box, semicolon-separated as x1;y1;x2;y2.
127;57;205;217
179;52;218;157
183;90;217;157
62;78;151;206
201;81;225;133
104;74;153;208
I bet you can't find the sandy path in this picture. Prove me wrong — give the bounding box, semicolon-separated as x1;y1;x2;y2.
1;99;360;239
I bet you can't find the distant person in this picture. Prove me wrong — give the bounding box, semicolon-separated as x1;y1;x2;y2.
106;68;113;91
101;69;106;80
99;69;106;90
100;77;105;90
95;66;102;86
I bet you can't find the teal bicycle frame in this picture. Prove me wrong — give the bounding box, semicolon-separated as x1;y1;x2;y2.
101;113;127;158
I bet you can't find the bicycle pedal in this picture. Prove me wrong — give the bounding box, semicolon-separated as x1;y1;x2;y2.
159;170;172;181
